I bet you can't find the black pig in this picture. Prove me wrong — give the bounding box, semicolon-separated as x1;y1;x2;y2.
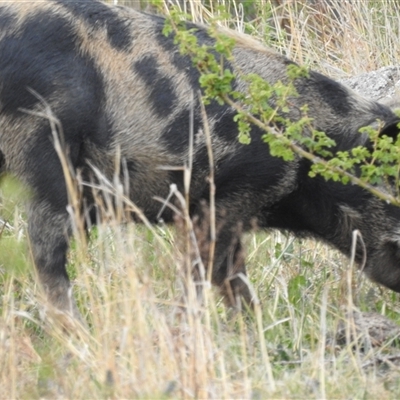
0;0;399;317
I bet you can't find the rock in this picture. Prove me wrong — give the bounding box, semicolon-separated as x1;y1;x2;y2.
340;66;400;102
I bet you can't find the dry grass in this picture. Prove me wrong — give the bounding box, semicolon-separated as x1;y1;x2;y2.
1;0;400;399
2;211;400;398
155;0;400;78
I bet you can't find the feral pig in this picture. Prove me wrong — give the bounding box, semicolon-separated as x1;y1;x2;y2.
0;0;400;318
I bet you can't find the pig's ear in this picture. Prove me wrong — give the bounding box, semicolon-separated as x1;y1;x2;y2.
366;115;400;139
362;116;400;154
377;96;400;140
380;117;400;140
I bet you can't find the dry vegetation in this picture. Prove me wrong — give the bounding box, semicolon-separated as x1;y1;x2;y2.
1;0;400;398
